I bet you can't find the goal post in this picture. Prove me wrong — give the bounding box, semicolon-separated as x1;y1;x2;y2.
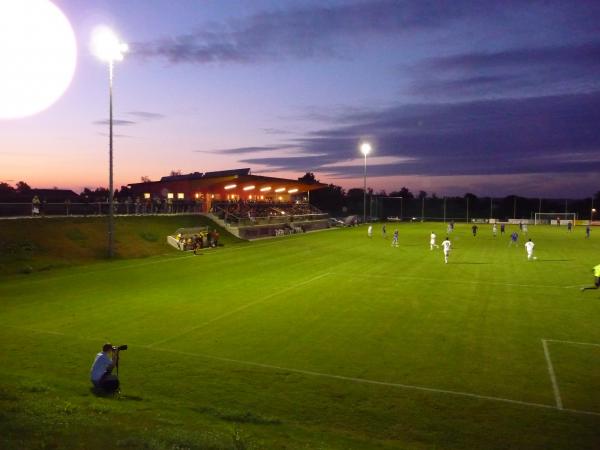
534;212;577;225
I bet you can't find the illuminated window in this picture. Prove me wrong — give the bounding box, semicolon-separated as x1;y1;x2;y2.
167;193;174;199
144;193;150;199
177;193;184;199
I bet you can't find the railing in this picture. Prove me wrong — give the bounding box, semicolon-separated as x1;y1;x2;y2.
211;203;328;227
0;202;204;218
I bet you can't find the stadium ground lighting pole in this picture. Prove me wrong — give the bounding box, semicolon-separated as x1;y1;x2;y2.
93;27;128;258
360;142;372;224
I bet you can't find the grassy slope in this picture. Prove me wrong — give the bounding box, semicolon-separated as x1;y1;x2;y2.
0;223;599;449
0;215;241;276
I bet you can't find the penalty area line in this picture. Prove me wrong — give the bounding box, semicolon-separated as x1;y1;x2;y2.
541;339;563;410
6;325;600;417
146;272;331;348
543;338;600;348
146;346;590;415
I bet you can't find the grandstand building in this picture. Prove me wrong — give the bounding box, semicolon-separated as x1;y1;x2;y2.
127;168;326;211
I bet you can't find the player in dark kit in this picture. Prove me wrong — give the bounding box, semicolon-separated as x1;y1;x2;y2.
471;224;478;236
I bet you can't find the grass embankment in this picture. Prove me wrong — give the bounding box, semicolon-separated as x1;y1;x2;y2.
0;215;241;276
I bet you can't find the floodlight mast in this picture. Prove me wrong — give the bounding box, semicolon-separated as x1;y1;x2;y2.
92;27;127;258
360;142;371;224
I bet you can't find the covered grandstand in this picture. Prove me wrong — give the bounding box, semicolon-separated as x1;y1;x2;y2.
129;169;330;239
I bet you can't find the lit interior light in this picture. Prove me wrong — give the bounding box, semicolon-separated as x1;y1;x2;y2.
288;188;298;194
243;185;255;191
275;187;286;193
224;184;237;190
260;186;272;192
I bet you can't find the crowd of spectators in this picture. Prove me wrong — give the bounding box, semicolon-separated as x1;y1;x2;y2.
24;196;204;217
212;201;321;225
176;229;220;253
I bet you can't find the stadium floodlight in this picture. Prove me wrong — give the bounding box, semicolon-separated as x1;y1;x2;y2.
243;185;255;191
360;142;372;156
275;187;286;193
92;26;127;259
359;141;372;224
260;186;272;192
224;184;237;190
92;27;128;63
288;188;298;194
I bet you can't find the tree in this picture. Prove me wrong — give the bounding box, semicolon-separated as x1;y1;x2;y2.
15;181;31;193
140;176;152;183
0;182;15;194
298;172;318;184
309;183;345;213
389;187;413;199
346;188;365;199
170;170;182;176
417;190;427;200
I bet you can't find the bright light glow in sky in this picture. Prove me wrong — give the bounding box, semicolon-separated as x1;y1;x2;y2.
0;0;76;119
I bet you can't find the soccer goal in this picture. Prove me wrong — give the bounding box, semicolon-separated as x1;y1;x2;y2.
534;212;577;225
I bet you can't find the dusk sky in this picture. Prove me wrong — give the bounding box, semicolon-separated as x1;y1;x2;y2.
2;0;600;197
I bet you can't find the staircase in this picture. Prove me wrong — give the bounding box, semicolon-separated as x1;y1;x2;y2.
202;212;242;238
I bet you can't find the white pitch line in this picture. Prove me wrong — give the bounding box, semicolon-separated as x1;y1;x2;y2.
146;272;331;348
542;339;563;410
329;272;577;290
6;325;600;417
543;339;600;348
147;346;600;415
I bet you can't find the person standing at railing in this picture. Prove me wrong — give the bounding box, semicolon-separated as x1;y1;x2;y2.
31;195;41;216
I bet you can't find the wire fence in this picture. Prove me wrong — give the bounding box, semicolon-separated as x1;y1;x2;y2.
367;196;597;223
0;201;204;218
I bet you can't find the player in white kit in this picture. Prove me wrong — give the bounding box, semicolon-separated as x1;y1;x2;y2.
391;229;399;247
367;225;373;238
492;223;497;237
430;232;439;250
524;238;535;260
441;237;451;263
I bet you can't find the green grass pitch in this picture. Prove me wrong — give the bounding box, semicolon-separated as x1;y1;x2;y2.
0;222;598;449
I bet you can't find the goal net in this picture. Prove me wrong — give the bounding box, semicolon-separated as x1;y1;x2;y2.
534;212;577;225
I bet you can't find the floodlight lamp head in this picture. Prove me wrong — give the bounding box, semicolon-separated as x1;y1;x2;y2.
360;142;372;156
92;26;127;63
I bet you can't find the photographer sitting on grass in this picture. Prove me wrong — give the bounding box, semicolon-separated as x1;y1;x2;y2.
90;343;121;393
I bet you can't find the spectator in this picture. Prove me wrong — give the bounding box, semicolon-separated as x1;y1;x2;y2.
32;195;41;216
